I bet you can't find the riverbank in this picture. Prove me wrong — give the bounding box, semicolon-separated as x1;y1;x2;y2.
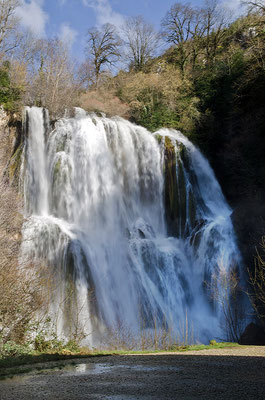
0;342;238;376
0;346;265;399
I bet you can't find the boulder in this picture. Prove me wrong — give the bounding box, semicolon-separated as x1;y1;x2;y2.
240;323;265;345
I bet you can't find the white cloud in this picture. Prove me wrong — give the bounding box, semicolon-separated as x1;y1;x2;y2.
82;0;125;29
59;23;78;48
16;0;49;38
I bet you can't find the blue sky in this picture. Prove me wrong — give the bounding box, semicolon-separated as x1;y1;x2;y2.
16;0;244;61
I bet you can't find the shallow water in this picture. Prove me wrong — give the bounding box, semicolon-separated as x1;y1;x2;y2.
2;361;181;384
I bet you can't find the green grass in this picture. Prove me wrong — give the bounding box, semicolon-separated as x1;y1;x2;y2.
106;341;240;355
0;351;113;371
0;341;240;379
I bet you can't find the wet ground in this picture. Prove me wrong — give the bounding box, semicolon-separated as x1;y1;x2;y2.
1;347;265;399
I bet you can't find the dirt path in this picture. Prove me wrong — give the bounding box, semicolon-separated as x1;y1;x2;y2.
1;346;265;400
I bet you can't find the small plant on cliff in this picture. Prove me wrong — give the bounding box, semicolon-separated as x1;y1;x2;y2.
0;62;21;111
248;237;265;326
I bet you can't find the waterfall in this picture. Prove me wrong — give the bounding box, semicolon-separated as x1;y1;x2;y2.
21;106;241;345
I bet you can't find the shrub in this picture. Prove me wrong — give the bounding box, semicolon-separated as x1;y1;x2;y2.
0;62;21;111
0;341;33;358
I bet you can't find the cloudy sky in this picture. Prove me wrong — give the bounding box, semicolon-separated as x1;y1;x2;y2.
15;0;244;61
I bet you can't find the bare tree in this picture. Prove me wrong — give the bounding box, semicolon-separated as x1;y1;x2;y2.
188;7;208;68
12;28;41;67
78;59;97;89
161;1;230;70
161;2;197;72
86;23;121;86
29;38;78;117
241;0;265;14
201;0;229;65
0;0;21;57
123;16;161;71
7;29;42;109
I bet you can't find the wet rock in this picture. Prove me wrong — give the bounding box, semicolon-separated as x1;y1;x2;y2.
138;229;145;238
240;323;265;345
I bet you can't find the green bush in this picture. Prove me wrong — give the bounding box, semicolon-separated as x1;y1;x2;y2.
209;339;217;346
64;340;80;352
0;341;33;358
0;62;21;111
137;103;179;132
34;333;64;352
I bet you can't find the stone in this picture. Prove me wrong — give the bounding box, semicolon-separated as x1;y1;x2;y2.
240;323;265;345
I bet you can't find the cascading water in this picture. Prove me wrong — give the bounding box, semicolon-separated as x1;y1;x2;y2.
21;106;241;345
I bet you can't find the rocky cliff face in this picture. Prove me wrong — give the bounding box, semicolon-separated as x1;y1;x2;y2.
0;108;23;185
207;101;265;276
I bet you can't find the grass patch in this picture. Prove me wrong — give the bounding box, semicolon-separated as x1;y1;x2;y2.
106;341;240;355
0;351;107;370
0;341;240;379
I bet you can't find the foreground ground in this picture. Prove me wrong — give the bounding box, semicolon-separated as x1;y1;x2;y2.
1;346;265;399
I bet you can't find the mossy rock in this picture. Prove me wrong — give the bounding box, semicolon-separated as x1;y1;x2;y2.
164;136;175;155
155;134;162;144
56;133;69;153
53;158;61;181
163;135;181;236
9;142;23;184
163;137;197;237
